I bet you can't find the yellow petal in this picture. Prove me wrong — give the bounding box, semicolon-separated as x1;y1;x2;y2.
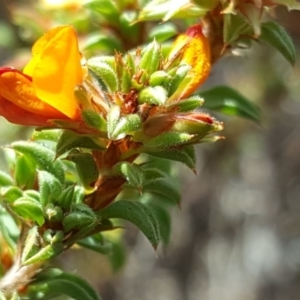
0;69;67;118
168;24;211;101
23;26;83;119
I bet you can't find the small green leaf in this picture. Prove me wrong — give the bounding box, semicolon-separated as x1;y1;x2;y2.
108;241;126;272
31;130;61;143
23;242;63;265
38;171;62;207
200;86;261;122
223;13;252;45
57;185;75;211
77;233;112;254
81;110;107;131
63;211;97;232
168;64;191;96
138;86;168;106
30;270;101;300
12;197;45;226
139;40;161;75
145;132;195;148
66;150;99;192
260;21;296;65
88;61;118;93
166;95;204;112
85;0;119;20
107;105;121;139
113;162;144;188
15;155;36;189
12;141;64;183
148;22;177;43
1;186;23;203
0;171;14;186
143;177;181;205
56;130;105;157
111;114;142;139
145;145;196;170
273;0;300;10
97;200;160;248
21;226;39;264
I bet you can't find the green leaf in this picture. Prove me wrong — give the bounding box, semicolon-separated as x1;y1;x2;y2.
111;114;142;139
145;145;196;170
31;130;61;143
38;171;62;207
148;22;177;43
23;242;63;265
97;200;160;248
145;132;195;148
63;211;97;232
113;162;144;188
107;105;121;139
223;13;252;45
108;241;126;272
12;141;64;183
85;0;119;20
66;150;99;191
138;86;168;106
77;233;112;255
143;177;181;205
0;171;14;186
273;0;300;10
260;21;296;65
139;40;161;75
146;202;171;244
81;110;107;131
56;130;105;157
88;61;118;93
200;85;261;122
12;197;45;226
1;186;23;203
166;95;204;112
57;185;75;211
21;226;39;264
15;155;36;189
30;270;101;300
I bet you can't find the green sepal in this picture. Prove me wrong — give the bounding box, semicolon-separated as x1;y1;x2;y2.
81;110;107;132
259;21;296;65
28;269;102;300
166;95;204;112
200;85;261;122
66;150;99;192
15;154;36;189
87;60;118;93
148;22;177;43
110;114;142;140
1;186;23;203
84;32;122;52
11;197;45;226
0;170;14;187
11;141;64;184
56;130;106;158
145;145;196;170
23;242;63;265
21;226;39;264
138;86;168;106
38;171;62;207
139;40;161;75
113;162;144;188
96;200;160;249
145;132;195;149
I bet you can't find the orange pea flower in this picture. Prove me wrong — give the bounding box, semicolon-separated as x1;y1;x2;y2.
167;24;211;101
0;26;84;126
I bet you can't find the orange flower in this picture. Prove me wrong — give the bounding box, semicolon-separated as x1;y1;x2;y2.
167;24;211;101
0;26;83;126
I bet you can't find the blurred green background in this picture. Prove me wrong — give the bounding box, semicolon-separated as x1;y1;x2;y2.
1;1;300;299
